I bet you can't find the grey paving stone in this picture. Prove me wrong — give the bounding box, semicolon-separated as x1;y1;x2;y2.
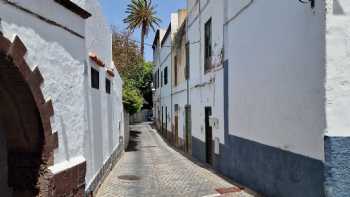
96;123;254;197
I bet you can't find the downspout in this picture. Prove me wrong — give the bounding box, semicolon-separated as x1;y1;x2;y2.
170;31;173;143
186;0;189;107
199;0;204;106
186;1;190;153
159;45;162;132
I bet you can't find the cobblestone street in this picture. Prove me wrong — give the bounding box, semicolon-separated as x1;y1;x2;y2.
96;123;254;197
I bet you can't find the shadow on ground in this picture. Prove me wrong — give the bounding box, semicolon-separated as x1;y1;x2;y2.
126;130;141;152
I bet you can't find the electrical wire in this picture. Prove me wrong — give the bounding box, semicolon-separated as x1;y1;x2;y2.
121;36;200;48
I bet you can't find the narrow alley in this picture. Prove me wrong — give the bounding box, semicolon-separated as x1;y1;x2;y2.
96;123;254;197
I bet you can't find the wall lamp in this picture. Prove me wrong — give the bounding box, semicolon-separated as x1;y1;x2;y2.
299;0;315;9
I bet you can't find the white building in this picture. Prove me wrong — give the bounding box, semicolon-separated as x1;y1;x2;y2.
187;0;225;167
222;0;324;196
171;10;189;150
152;29;165;132
159;24;173;140
153;12;182;141
325;0;350;196
154;0;350;196
0;0;124;196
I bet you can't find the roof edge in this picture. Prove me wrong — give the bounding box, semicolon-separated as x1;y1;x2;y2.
54;0;91;19
152;29;160;50
161;23;171;47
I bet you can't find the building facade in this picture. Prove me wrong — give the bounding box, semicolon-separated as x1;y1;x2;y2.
152;29;165;132
221;0;324;196
0;0;124;196
325;0;350;195
153;11;186;142
153;0;350;196
171;10;189;150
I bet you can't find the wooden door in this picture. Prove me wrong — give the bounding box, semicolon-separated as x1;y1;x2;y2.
205;107;213;165
175;115;178;145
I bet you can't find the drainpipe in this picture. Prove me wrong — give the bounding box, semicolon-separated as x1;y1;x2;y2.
198;0;203;105
170;30;173;144
159;45;162;133
185;1;190;153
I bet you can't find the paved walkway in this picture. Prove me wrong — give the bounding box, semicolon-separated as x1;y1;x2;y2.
96;123;255;197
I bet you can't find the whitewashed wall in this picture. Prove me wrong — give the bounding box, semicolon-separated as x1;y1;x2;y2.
0;0;124;193
187;0;226;144
153;30;165;125
226;0;325;161
73;0;124;187
0;0;87;164
326;0;350;137
160;30;173;131
172;82;187;140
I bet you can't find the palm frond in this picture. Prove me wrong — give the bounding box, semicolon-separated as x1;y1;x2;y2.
123;0;161;36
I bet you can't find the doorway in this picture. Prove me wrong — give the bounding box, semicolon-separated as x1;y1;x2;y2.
161;107;164;135
205;107;213;165
0;36;57;197
174;104;179;146
165;107;168;138
0;53;45;196
184;105;191;153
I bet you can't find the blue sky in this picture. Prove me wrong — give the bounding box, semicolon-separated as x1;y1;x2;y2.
99;0;186;61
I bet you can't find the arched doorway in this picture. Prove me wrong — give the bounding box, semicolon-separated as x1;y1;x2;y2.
0;35;57;197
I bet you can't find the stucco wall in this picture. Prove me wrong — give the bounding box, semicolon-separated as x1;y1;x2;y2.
153;29;166;126
172;82;187;140
1;0;124;192
0;0;87;165
79;0;124;188
187;0;225;145
160;31;173;132
324;1;350;196
326;0;350;137
227;0;325;161
186;1;327;195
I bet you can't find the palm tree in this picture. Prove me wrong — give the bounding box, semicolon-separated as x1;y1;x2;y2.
124;0;161;58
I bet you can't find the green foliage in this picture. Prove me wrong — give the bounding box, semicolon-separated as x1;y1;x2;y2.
112;28;154;114
122;84;143;115
121;61;154;110
138;62;154;109
112;28;143;71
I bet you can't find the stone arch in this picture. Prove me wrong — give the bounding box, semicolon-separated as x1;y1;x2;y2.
0;34;58;196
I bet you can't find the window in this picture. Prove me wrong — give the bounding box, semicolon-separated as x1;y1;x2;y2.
91;68;99;89
164;67;168;85
161;70;163;87
204;18;212;72
106;78;111;94
185;42;190;79
174;56;178;86
174;104;179;112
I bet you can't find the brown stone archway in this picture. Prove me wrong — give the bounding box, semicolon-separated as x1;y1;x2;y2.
0;34;58;196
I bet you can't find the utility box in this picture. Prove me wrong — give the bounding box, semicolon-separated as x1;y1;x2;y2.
209;116;219;129
214;137;220;154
